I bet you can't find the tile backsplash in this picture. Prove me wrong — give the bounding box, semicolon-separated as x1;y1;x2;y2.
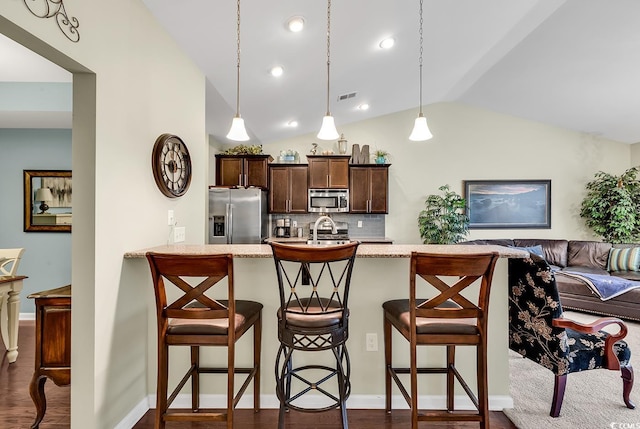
270;213;385;238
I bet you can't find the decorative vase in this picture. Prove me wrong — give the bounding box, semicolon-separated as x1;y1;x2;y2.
375;156;385;164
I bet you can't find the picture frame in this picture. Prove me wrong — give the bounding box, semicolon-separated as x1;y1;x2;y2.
464;180;551;229
23;170;72;232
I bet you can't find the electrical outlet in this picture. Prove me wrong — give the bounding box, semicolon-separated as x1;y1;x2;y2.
174;226;186;243
357;221;363;228
168;210;175;226
366;333;378;352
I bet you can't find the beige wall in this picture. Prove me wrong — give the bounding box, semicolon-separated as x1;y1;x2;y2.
260;102;632;243
2;1;636;426
1;1;206;427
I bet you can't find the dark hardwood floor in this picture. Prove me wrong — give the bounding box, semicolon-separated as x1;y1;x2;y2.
1;322;517;428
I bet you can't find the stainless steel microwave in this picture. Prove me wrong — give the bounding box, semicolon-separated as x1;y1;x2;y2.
308;189;349;213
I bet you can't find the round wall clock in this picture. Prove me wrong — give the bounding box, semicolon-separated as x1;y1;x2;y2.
151;133;192;198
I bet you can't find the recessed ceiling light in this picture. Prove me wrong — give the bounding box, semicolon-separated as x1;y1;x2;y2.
358;103;370;111
379;37;395;49
286;16;305;33
287;120;299;128
270;65;284;77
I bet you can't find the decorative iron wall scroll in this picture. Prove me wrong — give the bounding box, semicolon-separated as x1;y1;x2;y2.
23;0;80;42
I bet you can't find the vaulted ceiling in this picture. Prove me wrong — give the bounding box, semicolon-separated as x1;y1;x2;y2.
3;0;640;144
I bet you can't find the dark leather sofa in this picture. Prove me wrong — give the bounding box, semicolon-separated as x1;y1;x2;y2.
466;238;640;321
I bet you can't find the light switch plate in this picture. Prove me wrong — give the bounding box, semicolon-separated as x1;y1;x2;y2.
168;210;175;226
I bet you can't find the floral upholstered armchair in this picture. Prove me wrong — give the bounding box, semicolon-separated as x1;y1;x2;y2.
508;254;635;417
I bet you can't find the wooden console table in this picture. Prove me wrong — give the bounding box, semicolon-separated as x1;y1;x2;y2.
28;285;71;429
0;275;27;363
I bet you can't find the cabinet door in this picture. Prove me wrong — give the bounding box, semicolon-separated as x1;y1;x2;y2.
369;167;389;213
40;300;71;367
308;158;329;188
216;157;243;187
308;157;349;189
269;167;289;213
349;167;370;213
288;166;309;213
245;157;269;189
328;158;349;188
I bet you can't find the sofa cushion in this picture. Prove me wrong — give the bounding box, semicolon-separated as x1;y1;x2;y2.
514;239;569;267
464;239;515;247
567;240;611;270
560;265;610;276
611;270;640;281
511;245;545;258
608;247;640;272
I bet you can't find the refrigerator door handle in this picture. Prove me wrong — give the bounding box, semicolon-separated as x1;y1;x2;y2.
226;203;233;244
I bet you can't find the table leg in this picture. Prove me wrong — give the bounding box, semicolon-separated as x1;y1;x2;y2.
6;284;22;363
29;373;48;429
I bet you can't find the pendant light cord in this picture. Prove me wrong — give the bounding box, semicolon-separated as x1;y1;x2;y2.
235;0;241;117
418;0;424;116
325;0;332;116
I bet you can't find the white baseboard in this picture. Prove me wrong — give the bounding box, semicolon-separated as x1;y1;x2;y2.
19;313;35;321
118;393;513;427
113;397;152;429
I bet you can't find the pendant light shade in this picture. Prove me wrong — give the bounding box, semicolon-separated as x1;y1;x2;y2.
409;114;433;141
317;0;339;141
227;116;250;141
409;0;433;141
318;115;339;140
227;0;249;141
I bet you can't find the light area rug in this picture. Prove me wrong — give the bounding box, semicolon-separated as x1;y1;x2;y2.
504;311;640;429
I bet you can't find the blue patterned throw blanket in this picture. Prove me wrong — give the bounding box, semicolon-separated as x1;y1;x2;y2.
555;270;640;300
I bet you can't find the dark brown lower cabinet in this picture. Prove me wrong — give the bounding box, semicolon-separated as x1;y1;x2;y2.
28;285;71;429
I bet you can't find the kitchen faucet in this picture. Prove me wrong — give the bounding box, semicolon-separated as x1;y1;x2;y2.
312;215;337;245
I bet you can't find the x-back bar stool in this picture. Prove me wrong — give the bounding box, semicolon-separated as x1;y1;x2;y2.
146;252;262;429
269;241;359;429
383;251;499;429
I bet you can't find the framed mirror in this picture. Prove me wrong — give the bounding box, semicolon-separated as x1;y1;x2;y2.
24;170;72;232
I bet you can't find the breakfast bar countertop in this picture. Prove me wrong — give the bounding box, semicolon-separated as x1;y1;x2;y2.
124;243;527;259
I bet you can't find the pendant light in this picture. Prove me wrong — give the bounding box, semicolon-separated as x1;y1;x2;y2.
409;0;433;141
227;0;250;141
317;0;340;141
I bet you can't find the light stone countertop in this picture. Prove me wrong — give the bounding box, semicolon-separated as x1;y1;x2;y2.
124;243;528;259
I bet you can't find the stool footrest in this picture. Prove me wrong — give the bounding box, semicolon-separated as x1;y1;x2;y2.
164;411;227;422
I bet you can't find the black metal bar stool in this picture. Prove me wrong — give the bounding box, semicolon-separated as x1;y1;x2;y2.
383;251;499;429
269;241;359;429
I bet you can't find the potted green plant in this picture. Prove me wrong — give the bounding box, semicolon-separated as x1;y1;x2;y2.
418;184;469;244
373;149;389;164
580;166;640;243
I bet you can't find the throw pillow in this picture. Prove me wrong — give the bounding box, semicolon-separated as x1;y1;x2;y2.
511;245;545;259
607;247;640;272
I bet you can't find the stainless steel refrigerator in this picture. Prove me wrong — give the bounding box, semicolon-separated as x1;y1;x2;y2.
208;188;268;244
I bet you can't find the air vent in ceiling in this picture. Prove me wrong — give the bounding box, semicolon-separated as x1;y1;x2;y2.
337;92;357;102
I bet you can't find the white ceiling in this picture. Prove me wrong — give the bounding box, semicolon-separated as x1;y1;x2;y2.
2;0;640;144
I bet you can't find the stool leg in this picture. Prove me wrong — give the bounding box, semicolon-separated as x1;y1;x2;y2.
191;346;199;411
156;342;168;429
254;315;262;412
477;343;488;429
384;315;392;413
447;345;455;412
227;342;235;429
333;344;350;429
410;339;418;429
276;344;294;429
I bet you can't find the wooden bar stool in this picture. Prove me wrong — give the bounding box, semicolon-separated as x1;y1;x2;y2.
269;242;359;429
146;252;262;429
382;252;499;429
